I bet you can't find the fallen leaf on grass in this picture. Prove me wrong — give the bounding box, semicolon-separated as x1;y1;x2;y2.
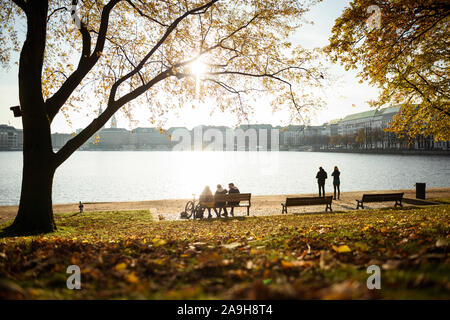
332;245;351;253
152;238;167;247
436;239;448;247
148;258;165;266
320;250;335;270
126;272;139;284
114;262;127;271
263;279;272;285
222;242;241;249
382;260;401;270
281;260;314;269
353;242;369;252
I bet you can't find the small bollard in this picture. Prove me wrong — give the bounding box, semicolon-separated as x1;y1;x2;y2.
78;201;84;213
415;183;426;200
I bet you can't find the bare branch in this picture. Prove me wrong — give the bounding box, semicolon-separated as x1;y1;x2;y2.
124;0;169;27
45;0;122;121
47;6;67;22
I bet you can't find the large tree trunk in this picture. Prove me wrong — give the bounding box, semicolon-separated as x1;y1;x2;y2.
5;1;57;235
10;147;56;234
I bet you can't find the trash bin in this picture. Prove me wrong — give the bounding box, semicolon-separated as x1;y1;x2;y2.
415;183;426;199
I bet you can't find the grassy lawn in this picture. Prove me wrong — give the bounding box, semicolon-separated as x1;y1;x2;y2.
0;204;449;299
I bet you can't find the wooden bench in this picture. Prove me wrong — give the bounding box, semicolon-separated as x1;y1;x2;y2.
201;193;252;216
281;196;333;214
356;193;404;209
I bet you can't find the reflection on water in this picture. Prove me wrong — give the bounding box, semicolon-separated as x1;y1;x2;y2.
0;151;449;205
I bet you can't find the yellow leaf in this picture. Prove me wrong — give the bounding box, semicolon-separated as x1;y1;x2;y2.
148;259;165;266
114;262;127;271
152;238;167;247
332;245;351;253
126;272;139;284
354;242;369;252
281;260;294;269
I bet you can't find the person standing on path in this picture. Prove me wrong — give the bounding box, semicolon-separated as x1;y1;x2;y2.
316;167;327;197
331;166;341;200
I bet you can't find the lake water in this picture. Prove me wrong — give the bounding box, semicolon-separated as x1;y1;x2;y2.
0;151;449;205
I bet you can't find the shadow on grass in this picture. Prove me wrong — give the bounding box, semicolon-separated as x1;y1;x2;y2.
0;221;57;239
193;216;248;224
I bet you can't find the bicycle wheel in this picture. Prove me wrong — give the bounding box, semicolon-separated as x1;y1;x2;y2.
184;201;195;219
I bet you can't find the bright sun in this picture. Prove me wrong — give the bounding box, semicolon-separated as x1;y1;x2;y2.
190;57;207;78
190;57;207;97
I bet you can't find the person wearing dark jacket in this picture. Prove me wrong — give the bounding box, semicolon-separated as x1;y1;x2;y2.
227;183;240;217
331;166;341;200
316;167;327;197
214;184;228;218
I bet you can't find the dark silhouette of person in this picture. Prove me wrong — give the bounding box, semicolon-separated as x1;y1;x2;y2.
214;184;228;218
227;182;240;217
316;167;327;197
331;166;341;200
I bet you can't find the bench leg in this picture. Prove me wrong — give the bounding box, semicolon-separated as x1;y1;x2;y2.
247;206;250;216
356;201;364;210
281;205;287;214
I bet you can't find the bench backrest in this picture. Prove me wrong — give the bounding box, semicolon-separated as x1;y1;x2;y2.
214;193;251;203
362;193;404;202
285;196;332;206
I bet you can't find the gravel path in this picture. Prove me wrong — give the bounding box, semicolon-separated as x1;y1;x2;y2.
1;187;449;223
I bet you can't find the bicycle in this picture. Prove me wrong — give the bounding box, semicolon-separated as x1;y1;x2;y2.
180;194;205;219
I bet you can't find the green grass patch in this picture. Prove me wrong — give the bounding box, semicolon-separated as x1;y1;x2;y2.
0;206;448;299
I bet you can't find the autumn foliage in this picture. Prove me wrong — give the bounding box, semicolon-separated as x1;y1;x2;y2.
326;0;449;141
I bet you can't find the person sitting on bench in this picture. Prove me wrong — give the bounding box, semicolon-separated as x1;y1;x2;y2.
199;186;214;219
227;182;240;217
214;184;228;218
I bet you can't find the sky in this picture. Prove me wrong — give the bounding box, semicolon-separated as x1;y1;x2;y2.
0;0;380;133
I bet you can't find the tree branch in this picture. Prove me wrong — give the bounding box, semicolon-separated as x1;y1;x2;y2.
45;0;121;122
11;0;27;11
108;0;219;105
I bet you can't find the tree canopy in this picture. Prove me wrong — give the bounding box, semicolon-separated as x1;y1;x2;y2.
326;0;449;141
1;0;324;141
0;0;326;234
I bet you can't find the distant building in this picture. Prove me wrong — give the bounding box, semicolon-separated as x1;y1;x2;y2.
0;125;18;150
130;127;172;149
1;104;448;152
282;125;304;147
52;133;72;150
16;129;23;150
337;107;399;136
96;128;130;149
